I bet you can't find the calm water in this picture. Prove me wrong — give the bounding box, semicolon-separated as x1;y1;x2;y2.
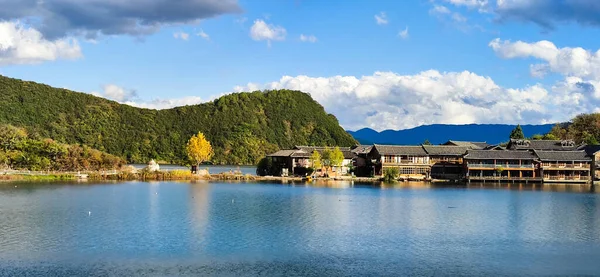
1;181;600;276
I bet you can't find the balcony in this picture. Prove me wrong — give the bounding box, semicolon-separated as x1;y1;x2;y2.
467;176;541;181
541;163;589;169
467;164;534;169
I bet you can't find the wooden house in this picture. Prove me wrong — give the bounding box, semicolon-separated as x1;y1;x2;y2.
423;145;469;180
463;150;540;182
371;145;430;180
534;150;591;183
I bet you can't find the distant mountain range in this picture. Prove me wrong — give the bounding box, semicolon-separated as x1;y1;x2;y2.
347;124;556;145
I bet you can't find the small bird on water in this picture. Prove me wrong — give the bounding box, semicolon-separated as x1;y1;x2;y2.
88;211;91;216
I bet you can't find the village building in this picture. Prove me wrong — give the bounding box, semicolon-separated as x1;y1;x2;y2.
266;146;353;176
506;139;581;151
463;150;540;182
579;145;600;180
423;145;469;180
534;150;591;183
351;145;375;177
371;145;430;180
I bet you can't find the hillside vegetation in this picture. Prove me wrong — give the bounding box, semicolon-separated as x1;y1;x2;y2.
0;124;125;171
0;75;356;165
547;113;600;144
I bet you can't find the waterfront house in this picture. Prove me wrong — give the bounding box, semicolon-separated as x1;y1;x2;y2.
351;145;375;177
506;139;581;151
423;145;469;180
579;145;600;180
534;150;591;183
463;150;540;182
371;145;430;180
266;146;354;176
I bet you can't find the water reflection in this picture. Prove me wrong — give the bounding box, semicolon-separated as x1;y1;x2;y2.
1;181;600;275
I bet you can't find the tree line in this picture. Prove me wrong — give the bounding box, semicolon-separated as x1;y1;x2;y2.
0;75;357;166
0;124;125;171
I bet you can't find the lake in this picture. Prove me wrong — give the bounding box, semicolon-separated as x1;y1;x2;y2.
1;181;600;276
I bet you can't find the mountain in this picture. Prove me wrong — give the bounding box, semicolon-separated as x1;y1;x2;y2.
348;124;556;145
0;75;356;165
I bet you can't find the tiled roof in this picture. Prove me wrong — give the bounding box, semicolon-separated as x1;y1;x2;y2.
444;140;488;149
578;145;600;156
267;150;297;157
351;145;373;154
374;145;428;156
464;150;537;160
534;150;591;161
291;146;354;159
423;145;469;156
508;139;581;151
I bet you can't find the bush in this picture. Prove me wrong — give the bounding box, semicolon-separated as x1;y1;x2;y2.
256;157;277;176
293;166;314;176
383;167;399;182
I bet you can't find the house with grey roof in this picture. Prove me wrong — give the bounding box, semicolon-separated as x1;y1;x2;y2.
535;150;591;183
371;145;430;180
579;145;600;181
507;139;582;151
463;150;540;182
423;145;469;180
266;146;354;177
442;140;489;149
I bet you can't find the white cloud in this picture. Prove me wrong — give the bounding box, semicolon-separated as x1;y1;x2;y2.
197;29;210;40
250;19;286;46
445;0;490;12
173;31;190;41
489;38;600;80
92;84;138;102
91;84;209;109
233;70;582;131
398;26;409;39
299;34;317;43
124;96;206;110
375;12;388;25
0;21;82;66
429;5;451;15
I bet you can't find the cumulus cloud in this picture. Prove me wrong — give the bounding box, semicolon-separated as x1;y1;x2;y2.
375;12;388;25
398;26;409;39
91;84;207;109
299;34;317;43
0;0;242;39
495;0;600;30
250;19;286;46
124;96;206;109
92;84;139;102
232;70;581;131
0;21;82;66
489;38;600;80
173;31;190;41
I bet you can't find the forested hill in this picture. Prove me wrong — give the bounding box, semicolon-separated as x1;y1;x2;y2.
0;75;356;165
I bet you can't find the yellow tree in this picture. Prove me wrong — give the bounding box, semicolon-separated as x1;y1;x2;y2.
186;132;214;167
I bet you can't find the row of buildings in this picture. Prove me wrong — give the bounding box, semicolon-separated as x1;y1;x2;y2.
266;139;600;184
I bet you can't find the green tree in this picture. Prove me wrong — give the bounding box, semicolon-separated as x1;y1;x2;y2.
509;124;525;139
383;167;399;182
422;139;432;145
309;150;322;169
330;147;345;172
321;147;332;173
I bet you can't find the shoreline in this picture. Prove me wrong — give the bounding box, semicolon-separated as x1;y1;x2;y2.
1;171;597;186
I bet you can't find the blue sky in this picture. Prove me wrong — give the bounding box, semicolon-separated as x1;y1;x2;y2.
2;0;600;131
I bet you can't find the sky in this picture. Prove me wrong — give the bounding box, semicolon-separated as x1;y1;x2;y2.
2;0;600;132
